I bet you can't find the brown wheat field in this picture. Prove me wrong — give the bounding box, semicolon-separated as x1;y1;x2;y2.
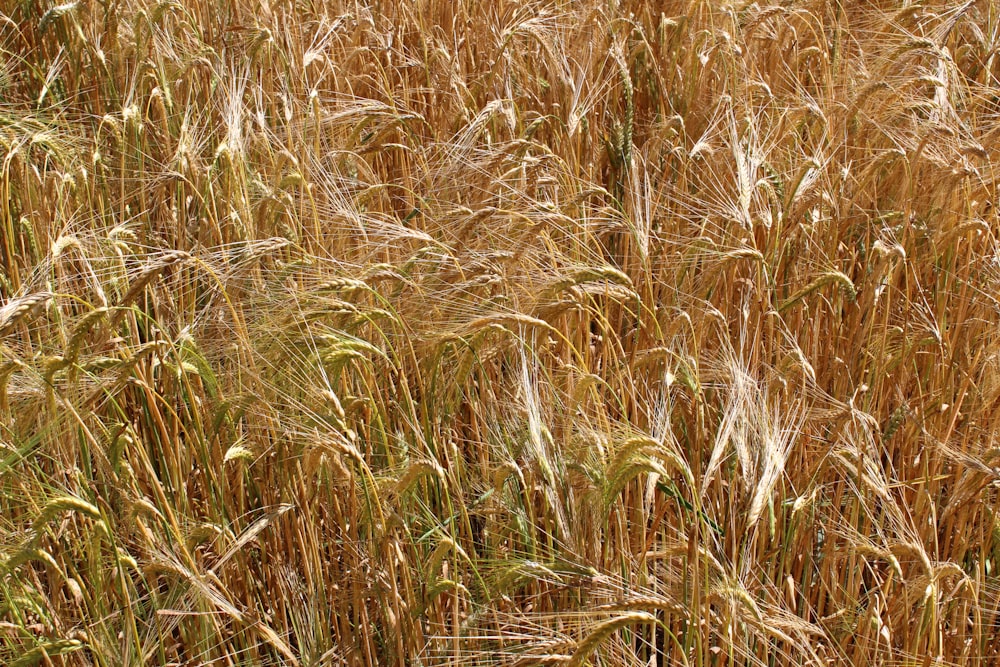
2;0;1000;665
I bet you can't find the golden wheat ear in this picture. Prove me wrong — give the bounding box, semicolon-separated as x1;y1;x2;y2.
2;0;999;664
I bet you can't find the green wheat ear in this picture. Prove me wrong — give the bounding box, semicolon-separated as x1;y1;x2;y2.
778;270;856;313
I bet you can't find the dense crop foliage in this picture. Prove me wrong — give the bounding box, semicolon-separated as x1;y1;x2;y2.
3;0;1000;664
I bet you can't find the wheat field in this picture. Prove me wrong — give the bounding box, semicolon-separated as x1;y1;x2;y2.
2;0;1000;664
